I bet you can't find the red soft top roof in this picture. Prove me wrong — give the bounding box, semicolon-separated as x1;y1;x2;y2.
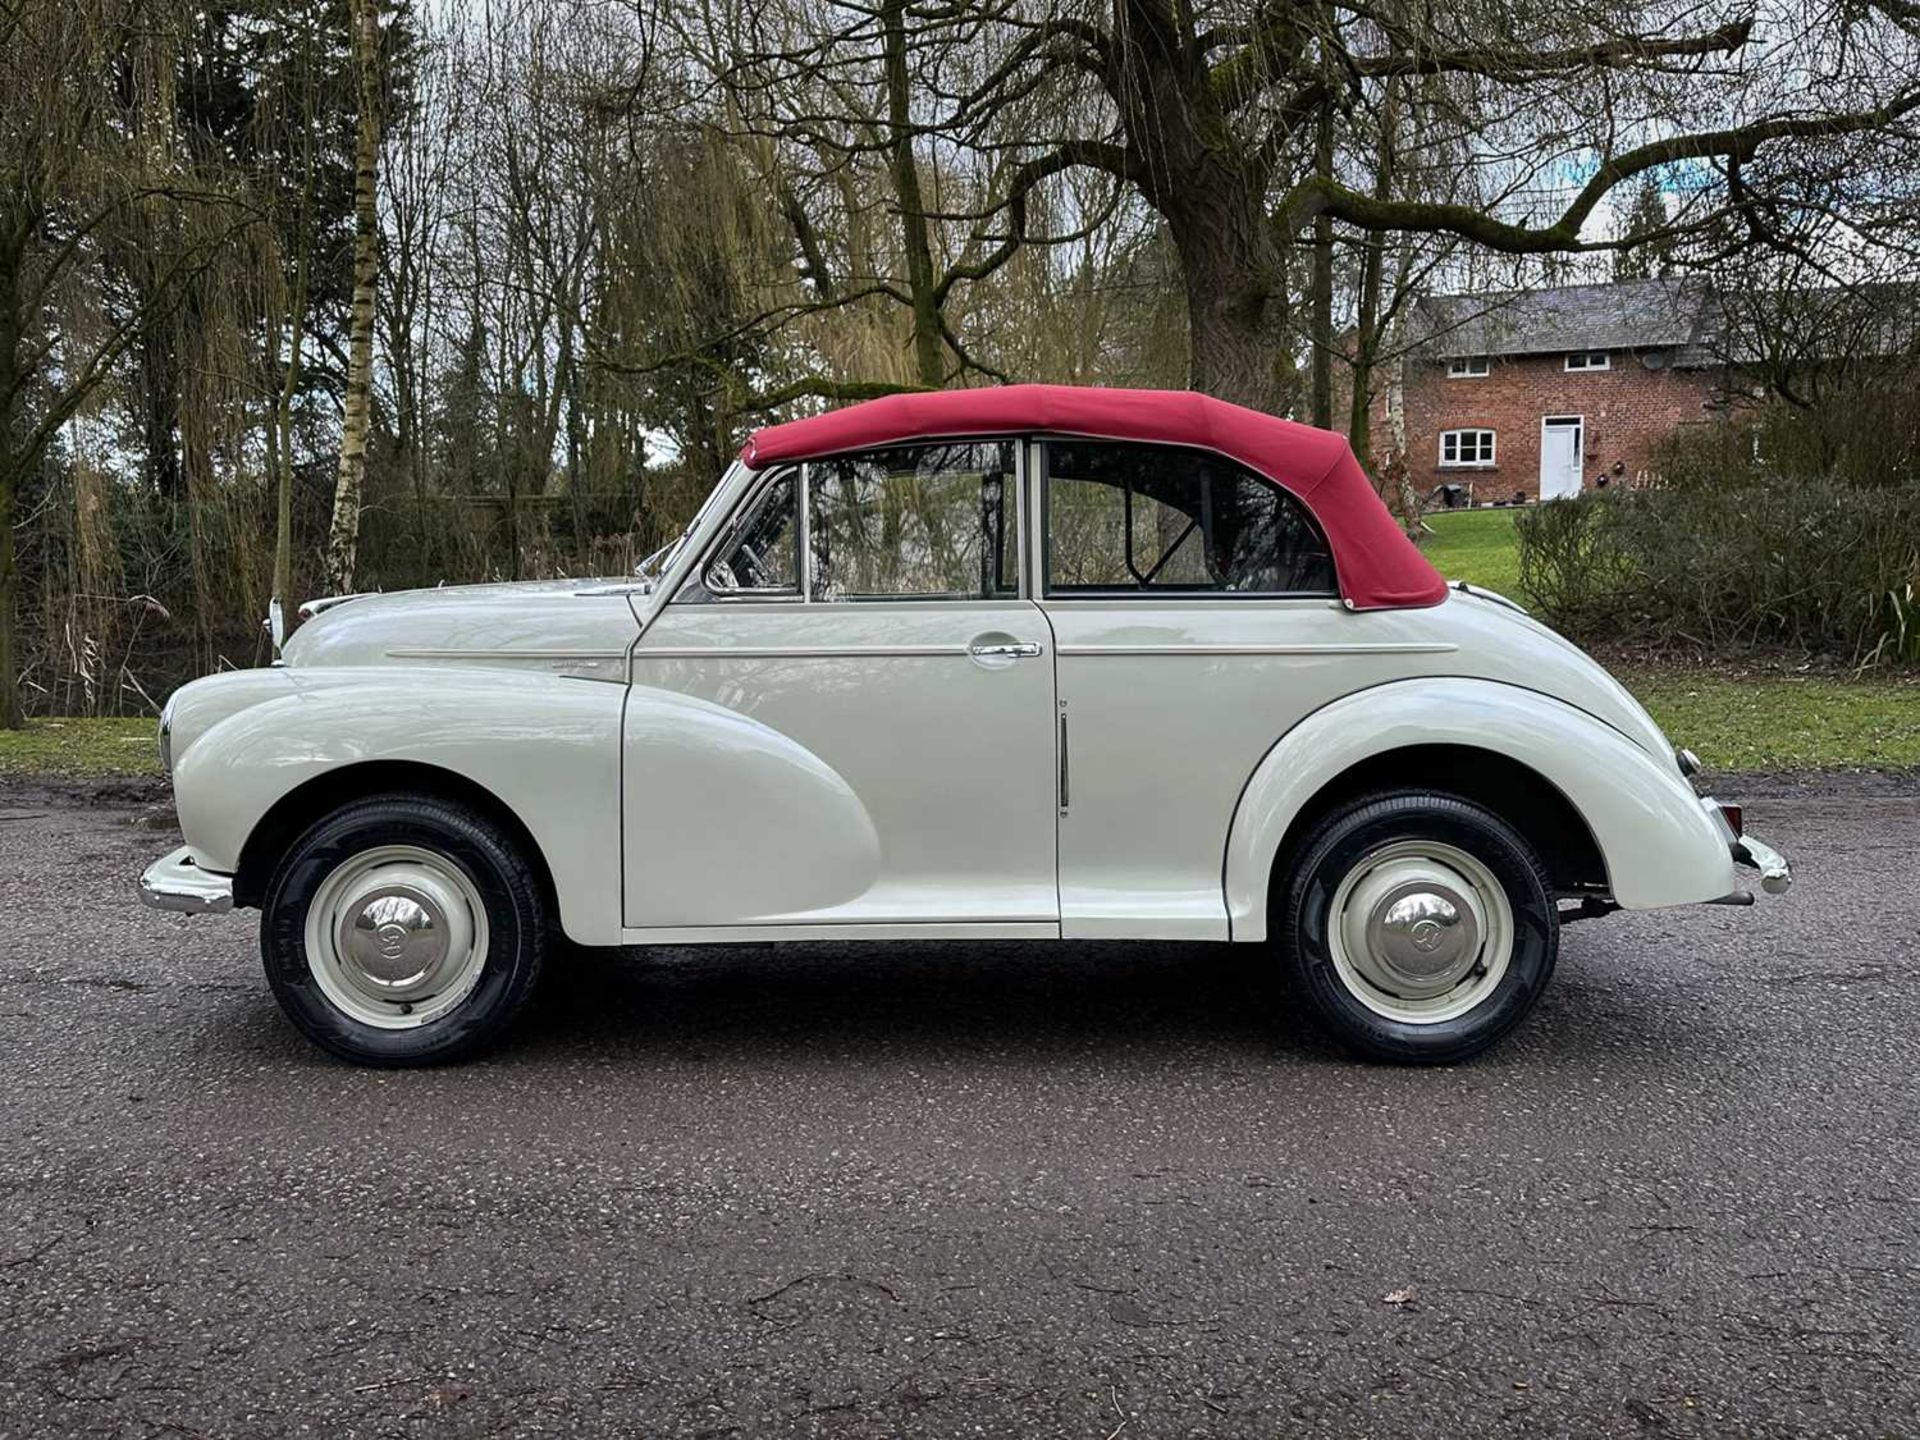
741;384;1446;611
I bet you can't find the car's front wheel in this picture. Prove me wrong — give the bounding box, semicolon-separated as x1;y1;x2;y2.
261;794;548;1065
1277;792;1559;1063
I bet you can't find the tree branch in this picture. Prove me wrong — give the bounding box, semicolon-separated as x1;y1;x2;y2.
1351;18;1753;80
729;376;928;415
1279;88;1920;250
931;143;1131;305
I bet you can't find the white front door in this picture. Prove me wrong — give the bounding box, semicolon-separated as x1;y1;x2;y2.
621;442;1061;934
1539;416;1583;499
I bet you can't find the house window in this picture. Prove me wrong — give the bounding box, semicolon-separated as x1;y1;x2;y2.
1565;350;1610;372
1439;429;1497;468
1446;356;1491;378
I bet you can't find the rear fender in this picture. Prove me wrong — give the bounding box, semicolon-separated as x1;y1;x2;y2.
1223;677;1733;941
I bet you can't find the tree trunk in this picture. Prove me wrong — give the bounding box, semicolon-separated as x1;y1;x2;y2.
1106;0;1293;413
1348;237;1381;459
561;330;588;558
1309;98;1336;429
1168;185;1293;413
882;0;944;388
139;318;183;498
0;204;27;729
325;0;381;595
135;11;183;502
271;266;308;645
0;441;15;730
383;245;426;561
1383;328;1424;537
1348;75;1401;464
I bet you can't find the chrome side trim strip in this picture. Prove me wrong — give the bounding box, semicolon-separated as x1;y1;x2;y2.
386;648;629;661
626;642;1457;661
634;644;972;660
1054;642;1459;657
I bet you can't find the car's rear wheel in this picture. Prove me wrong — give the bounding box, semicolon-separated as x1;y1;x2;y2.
1277;792;1558;1063
261;794;547;1065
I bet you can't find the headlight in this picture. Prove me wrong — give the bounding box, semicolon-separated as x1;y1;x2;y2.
158;697;176;775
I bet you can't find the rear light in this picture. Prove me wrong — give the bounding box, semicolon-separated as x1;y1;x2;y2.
1718;802;1743;838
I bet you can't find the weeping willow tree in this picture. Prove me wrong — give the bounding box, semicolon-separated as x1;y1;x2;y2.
0;0;259;726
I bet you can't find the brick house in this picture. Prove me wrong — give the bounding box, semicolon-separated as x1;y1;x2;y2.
1396;278;1720;504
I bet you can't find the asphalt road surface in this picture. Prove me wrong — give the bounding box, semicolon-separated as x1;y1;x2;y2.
2;773;1916;1438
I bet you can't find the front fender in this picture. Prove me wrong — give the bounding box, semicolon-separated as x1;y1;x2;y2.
171;668;625;945
621;684;883;927
1223;677;1735;941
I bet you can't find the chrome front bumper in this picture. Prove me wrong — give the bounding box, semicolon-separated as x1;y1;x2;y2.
138;846;235;914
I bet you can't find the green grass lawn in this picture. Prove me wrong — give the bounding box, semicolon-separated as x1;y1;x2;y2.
0;717;161;777
1419;506;1523;595
1617;666;1920;772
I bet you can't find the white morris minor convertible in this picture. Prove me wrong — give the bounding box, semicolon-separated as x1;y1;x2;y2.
139;386;1789;1066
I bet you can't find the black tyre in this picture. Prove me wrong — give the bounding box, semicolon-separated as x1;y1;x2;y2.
1277;791;1558;1063
260;794;548;1066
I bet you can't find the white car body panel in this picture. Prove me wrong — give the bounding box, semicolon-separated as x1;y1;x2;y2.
624;599;1059;931
1037;591;1708;940
284;580;638;684
1221;677;1738;942
169;665;628;944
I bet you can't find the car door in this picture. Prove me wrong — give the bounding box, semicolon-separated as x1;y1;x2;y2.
621;440;1060;934
1036;437;1409;940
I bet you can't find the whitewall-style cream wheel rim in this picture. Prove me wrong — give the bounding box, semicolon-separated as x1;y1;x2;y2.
1325;839;1514;1025
303;845;491;1029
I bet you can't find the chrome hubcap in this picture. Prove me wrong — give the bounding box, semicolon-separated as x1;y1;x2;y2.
340;889;450;994
1327;840;1513;1024
305;846;489;1029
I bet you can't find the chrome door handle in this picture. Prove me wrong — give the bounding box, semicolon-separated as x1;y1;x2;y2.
968;640;1042;659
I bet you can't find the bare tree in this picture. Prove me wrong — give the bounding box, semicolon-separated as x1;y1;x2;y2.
902;0;1920;411
324;0;386;594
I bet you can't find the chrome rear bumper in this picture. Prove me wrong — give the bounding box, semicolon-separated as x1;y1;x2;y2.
138;846;235;914
1733;832;1792;895
1700;796;1792;900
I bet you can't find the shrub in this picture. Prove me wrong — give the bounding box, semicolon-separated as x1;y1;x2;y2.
1651;390;1920;494
1516;483;1920;662
1512;493;1638;634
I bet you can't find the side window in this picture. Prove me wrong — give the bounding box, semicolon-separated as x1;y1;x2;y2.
706;470;799;595
808;442;1018;601
1044;442;1336;596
